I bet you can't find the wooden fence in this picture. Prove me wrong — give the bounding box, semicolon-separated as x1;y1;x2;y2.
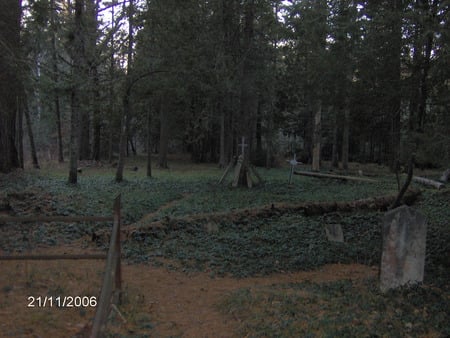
90;195;122;337
0;194;123;338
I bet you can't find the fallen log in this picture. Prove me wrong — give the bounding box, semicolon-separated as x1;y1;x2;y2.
294;170;377;183
413;176;444;190
117;189;421;240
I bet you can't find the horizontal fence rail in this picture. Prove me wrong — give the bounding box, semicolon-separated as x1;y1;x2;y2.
0;195;123;338
0;215;114;223
0;254;107;261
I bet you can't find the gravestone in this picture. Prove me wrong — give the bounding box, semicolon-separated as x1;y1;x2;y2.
380;205;427;292
325;223;344;243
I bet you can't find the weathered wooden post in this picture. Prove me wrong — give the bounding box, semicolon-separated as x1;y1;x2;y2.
91;194;122;338
380;205;427;292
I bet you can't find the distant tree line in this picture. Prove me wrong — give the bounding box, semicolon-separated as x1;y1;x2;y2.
0;0;448;180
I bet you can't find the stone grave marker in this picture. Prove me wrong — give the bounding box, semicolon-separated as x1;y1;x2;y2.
380;205;427;292
324;223;344;243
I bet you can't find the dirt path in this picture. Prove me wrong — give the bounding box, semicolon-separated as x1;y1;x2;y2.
137;193;192;224
121;263;377;337
0;242;377;337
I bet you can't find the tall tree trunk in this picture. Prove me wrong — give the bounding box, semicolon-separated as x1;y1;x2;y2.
55;92;64;162
239;0;256;167
51;0;64;163
342;106;350;171
219;109;226;167
417;10;435;131
69;90;80;184
146;106;152;177
17;96;24;168
408;23;421;132
158;100;169;169
255;102;262;153
87;0;101;161
387;0;403;171
92;67;102;161
79;109;90;160
129;136;136;155
115;94;129;182
311;100;322;172
115;0;134;182
265;108;274;169
0;0;21;173
24;104;40;169
68;0;84;184
107;3;115;163
331;109;339;168
108;124;113;163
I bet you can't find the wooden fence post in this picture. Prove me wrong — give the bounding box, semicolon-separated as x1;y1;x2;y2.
90;194;122;338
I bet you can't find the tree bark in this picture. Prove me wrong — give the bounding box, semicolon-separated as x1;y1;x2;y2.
387;0;403;170
237;0;257;173
69;90;80;184
115;96;129;182
68;0;84;184
50;0;64;163
342;105;350;171
17;96;24;168
107;3;115;164
115;0;134;182
24;104;39;169
416;0;437;131
331;109;339;168
311;100;322;172
0;0;21;173
79;109;90;160
146;106;152;177
91;67;102;161
219;110;226;168
158;99;169;169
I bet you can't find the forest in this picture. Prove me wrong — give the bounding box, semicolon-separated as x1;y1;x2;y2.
0;0;448;176
0;0;449;337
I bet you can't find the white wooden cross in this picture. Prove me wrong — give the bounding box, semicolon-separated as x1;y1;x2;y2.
287;153;302;184
238;136;248;157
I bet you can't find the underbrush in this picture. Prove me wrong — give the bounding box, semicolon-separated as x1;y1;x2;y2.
218;279;449;337
125;211;383;277
0;162;448;337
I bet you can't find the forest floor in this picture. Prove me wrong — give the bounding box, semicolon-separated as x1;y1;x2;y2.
0;156;448;337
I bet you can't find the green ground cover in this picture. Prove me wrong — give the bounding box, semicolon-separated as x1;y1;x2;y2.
218;279;449;337
1;160;448;337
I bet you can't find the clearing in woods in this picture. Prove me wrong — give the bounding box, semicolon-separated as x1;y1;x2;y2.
0;157;448;337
